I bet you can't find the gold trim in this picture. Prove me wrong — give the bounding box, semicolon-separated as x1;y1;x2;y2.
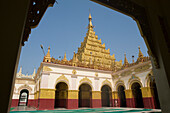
68;90;79;99
39;89;55;99
79;77;92;84
43;66;52;71
102;79;112;88
56;74;69;83
92;91;101;99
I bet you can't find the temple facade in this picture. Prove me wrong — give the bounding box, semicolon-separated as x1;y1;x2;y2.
11;13;160;110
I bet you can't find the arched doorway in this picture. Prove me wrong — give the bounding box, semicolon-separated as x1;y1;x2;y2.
101;85;112;107
150;79;161;109
79;83;92;107
18;89;29;106
117;85;126;107
131;82;144;108
54;82;68;108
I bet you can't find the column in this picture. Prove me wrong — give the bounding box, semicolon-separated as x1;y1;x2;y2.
112;91;119;107
92;91;101;108
38;89;55;110
67;90;79;109
141;87;155;109
125;89;135;108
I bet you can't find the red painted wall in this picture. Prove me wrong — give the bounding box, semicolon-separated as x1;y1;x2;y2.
27;99;35;107
11;99;19;107
67;99;78;109
143;97;155;109
92;99;101;108
126;98;135;108
38;99;55;110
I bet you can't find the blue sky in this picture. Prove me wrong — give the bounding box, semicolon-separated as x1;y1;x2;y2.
18;0;148;74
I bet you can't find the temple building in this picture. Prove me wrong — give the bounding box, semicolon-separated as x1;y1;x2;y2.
11;13;160;110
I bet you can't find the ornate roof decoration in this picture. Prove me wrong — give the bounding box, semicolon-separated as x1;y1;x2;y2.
16;67;35;79
22;0;55;46
41;12;151;72
43;66;52;71
62;52;67;62
134;64;151;72
123;53;129;67
120;70;132;77
80;77;92;84
137;46;144;62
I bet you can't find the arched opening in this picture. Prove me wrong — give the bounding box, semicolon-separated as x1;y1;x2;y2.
18;89;29;106
131;82;144;108
101;85;112;107
150;79;161;109
54;82;68;108
79;83;92;108
117;85;126;107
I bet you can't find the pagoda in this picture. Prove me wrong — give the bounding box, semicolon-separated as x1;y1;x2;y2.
76;13;122;69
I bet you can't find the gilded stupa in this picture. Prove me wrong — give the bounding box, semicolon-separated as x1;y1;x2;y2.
76;13;122;70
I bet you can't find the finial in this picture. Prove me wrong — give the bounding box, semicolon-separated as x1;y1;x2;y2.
63;52;67;62
138;46;140;49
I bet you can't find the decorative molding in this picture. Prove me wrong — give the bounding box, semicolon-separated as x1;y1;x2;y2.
102;79;112;87
56;74;69;83
79;77;92;84
134;64;151;72
115;79;125;90
95;72;98;77
120;70;132;77
128;75;142;89
18;84;33;93
72;69;77;75
43;66;52;71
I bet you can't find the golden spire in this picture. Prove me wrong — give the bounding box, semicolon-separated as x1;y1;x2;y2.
44;46;51;62
88;11;93;28
137;46;144;62
72;51;78;66
63;52;67;62
46;46;51;57
124;53;129;66
138;46;143;58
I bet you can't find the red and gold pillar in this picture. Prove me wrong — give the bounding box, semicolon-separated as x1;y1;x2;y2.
125;89;135;108
38;89;55;110
112;91;119;107
141;87;155;109
92;91;101;108
67;90;79;109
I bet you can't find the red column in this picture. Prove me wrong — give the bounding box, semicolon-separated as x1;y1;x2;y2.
92;99;101;108
38;99;55;110
67;99;78;109
143;97;155;109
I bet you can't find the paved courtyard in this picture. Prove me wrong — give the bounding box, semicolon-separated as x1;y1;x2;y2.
10;107;161;113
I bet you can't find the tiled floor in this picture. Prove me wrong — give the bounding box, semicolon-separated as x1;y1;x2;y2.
10;107;162;113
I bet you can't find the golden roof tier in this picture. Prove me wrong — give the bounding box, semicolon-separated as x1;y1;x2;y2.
76;12;122;70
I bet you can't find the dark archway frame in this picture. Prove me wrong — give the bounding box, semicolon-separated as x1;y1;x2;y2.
18;89;29;106
101;85;113;107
